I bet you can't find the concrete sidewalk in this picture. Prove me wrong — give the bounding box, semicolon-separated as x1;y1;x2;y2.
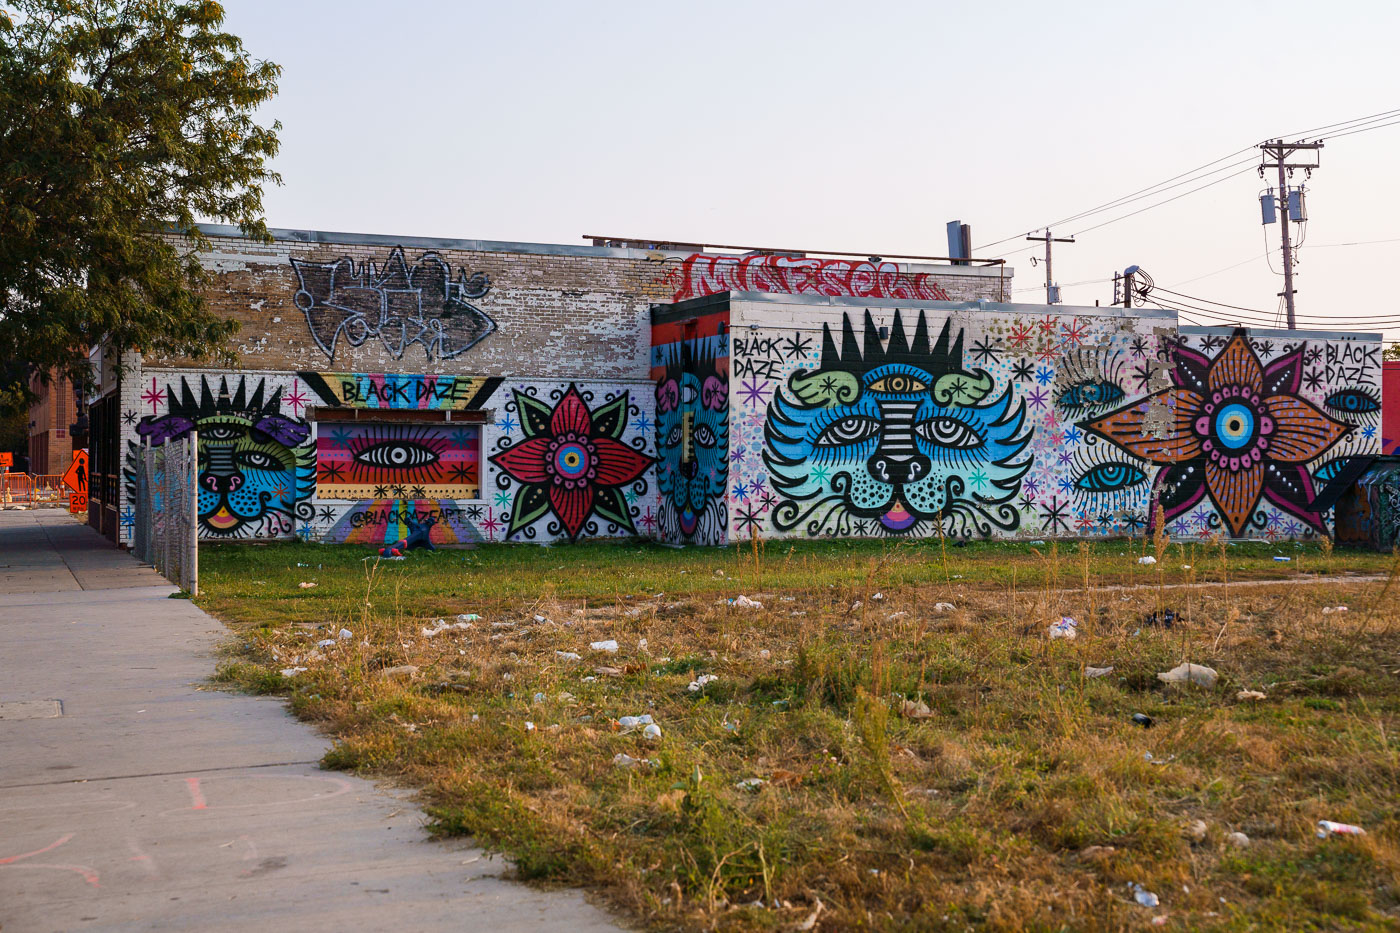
0;510;623;933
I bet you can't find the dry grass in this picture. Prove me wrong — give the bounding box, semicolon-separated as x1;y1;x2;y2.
205;540;1400;931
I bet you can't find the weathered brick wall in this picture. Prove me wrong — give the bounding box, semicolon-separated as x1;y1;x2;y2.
148;227;1009;381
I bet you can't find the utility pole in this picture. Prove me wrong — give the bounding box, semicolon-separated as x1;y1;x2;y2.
1258;139;1322;330
1025;229;1075;304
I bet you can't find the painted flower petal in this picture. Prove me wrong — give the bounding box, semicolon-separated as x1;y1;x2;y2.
1263;395;1350;463
1083;388;1204;464
1261;462;1326;534
550;386;592;437
592;437;654;486
490;437;553;484
1204;457;1265;537
1171;341;1213;395
1262;346;1305;396
1209;334;1262;392
1154;459;1207;526
549;483;594;540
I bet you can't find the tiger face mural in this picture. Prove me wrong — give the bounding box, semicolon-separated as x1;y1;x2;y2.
763;310;1031;538
655;342;729;544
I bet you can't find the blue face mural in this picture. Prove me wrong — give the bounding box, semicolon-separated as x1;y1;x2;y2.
764;311;1031;538
656;343;729;544
126;376;316;538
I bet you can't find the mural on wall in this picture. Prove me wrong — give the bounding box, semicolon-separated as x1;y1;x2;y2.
315;423;480;500
125;375;315;539
1084;331;1352;536
725;307;1381;542
299;371;502;411
669;254;952;303
761;310;1031;538
290;247;496;362
489;384;655;542
655;339;730;545
317;499;482;547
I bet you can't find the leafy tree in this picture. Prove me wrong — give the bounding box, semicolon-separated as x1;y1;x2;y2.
0;0;279;408
1385;342;1400;361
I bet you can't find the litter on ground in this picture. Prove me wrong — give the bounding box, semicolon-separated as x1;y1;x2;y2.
1049;617;1078;639
729;595;763;609
1158;662;1219;688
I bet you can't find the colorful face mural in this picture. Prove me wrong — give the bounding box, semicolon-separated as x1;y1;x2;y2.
655;342;730;545
489;384;656;541
725;306;1381;542
762;311;1031;538
126;376;315;538
315;423;480;499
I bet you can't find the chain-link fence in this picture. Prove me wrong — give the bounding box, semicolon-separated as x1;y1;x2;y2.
133;432;199;595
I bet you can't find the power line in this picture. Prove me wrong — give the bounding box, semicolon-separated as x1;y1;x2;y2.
1152;285;1400;322
1283;107;1400;139
1316;116;1400;141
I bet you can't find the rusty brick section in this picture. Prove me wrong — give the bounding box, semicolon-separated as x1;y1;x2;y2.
149;229;1008;377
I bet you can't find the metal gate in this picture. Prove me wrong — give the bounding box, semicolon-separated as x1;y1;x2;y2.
133;432;199;595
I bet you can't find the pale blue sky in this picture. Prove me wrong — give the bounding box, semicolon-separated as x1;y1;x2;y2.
222;0;1400;337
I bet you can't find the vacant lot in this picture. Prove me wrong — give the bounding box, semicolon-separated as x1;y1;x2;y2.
202;537;1400;931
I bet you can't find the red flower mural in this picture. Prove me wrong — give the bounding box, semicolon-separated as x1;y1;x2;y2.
1083;332;1350;536
490;385;654;541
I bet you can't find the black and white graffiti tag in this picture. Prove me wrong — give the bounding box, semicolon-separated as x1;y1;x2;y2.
290;247;496;362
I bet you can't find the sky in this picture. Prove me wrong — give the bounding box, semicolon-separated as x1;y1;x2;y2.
220;0;1400;341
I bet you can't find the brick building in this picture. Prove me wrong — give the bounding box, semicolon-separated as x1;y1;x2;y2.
27;369;78;477
82;224;1383;546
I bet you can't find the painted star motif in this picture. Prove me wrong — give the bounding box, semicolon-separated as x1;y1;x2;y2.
494;490;512;508
639;507;656;531
1008;321;1035;348
122;409;138;426
496;415;518;434
739;378;770;407
141;378;163;414
1027;387;1049;411
481;509;501;539
631;413;652;434
1035;365;1055;386
1011;359;1035;382
283;384;309;417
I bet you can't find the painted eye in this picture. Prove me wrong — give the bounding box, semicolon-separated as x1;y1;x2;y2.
1074;462;1147;492
237;450;282;470
354;442;439;470
1324;389;1380;416
868;374;928;393
915;416;983;449
693;424;717;448
203;425;242;441
1058;380;1125;410
680;383;699;404
665;424;683;447
816;416;881;446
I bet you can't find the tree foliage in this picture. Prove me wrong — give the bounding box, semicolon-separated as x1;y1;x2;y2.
0;0;279;406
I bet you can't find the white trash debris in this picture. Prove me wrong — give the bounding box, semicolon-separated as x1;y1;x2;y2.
638;637;648;650
734;777;766;791
1317;820;1366;838
642;723;662;741
280;667;308;677
729;595;763;609
534;614;548;623
456;613;481;623
590;639;619;653
555;651;582;661
933;602;956;613
1182;564;1193;570
1085;666;1115;678
1321;606;1349;614
758;649;771;660
901;698;934;719
1183;819;1208;843
1226;831;1250;847
871;592;885;601
613;753;655;769
1157;662;1219;689
616;714;654;733
687;674;718;693
1273;556;1291;562
1235;689;1266;701
1130;883;1160;908
315;638;336;648
298;581;317;589
532;692;547;703
1049;617;1078;640
1138;556;1157;565
524;721;536;732
422;619;472;637
491;621;516;630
